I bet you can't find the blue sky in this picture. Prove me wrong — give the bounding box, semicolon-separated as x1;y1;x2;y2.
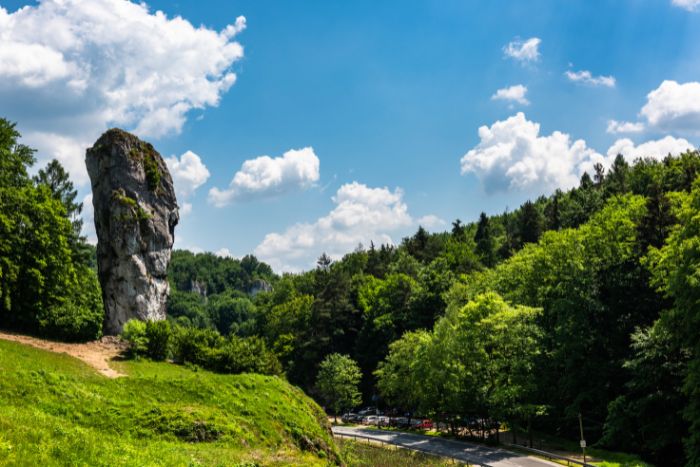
1;0;699;271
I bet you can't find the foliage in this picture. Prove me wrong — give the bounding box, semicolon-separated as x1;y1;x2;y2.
449;195;655;437
168;250;275;296
645;178;700;465
146;319;171;361
122;319;148;357
601;321;688;466
377;292;542;436
315;353;362;417
143;149;161;191
475;212;496;267
375;330;431;417
114;322;285;376
0;119;102;341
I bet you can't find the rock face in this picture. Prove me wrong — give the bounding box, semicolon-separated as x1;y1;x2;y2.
86;129;179;335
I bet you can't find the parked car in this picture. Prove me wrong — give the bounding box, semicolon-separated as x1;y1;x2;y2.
391;417;409;428
377;416;391;427
341;412;358;423
362;415;378;425
414;419;433;430
356;407;378;417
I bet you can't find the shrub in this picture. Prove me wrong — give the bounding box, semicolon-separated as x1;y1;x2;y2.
168;326;280;376
122;319;148;357
123;321;281;376
213;336;282;375
171;326;223;366
145;320;171;361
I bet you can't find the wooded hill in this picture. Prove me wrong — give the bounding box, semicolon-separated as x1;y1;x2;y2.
3;115;700;465
168;150;700;466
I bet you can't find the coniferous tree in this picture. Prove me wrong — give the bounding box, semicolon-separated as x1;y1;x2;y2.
451;219;465;239
594;162;605;186
580;171;594;190
638;182;676;250
517;200;543;246
545;190;562;231
34;159;92;265
34;159;83;231
474;212;496;267
607;154;630;195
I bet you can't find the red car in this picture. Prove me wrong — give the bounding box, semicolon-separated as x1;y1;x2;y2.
412;419;433;430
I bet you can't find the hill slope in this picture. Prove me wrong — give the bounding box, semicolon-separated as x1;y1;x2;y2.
0;339;339;466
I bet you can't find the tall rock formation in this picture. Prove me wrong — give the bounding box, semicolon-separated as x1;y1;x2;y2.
86;129;179;335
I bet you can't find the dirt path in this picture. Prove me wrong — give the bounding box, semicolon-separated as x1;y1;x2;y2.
0;331;128;378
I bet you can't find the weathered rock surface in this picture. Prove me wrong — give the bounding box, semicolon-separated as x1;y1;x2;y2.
86;129;179;335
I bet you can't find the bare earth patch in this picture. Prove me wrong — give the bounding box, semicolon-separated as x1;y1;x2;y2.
0;331;128;378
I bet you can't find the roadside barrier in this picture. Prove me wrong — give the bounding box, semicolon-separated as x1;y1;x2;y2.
504;443;597;467
334;430;599;467
334;431;469;465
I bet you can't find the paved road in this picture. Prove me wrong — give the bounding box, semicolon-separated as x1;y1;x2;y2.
332;426;558;467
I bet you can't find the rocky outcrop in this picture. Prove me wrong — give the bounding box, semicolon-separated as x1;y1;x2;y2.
249;279;272;296
86;129;179;335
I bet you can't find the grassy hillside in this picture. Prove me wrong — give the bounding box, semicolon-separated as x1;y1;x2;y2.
0;339;340;466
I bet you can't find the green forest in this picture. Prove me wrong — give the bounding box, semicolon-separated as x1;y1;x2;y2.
3;118;700;465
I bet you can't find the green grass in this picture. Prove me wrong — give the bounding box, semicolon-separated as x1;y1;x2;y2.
585;449;652;467
0;339;340;466
338;439;458;466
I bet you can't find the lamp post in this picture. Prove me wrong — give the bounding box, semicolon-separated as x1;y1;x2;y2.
578;412;587;464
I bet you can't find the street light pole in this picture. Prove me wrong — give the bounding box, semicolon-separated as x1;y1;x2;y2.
578;412;587;464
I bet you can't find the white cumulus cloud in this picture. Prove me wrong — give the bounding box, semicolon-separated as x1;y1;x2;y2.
672;0;700;11
166;150;210;198
503;37;541;63
460;112;604;193
461;113;697;194
491;84;529;106
165;150;210;216
565;70;616;88
180;203;193;216
209;147;320;207
607;136;694;161
640;80;700;134
254;182;416;272
25;131;92;185
0;0;245;186
607;120;645;134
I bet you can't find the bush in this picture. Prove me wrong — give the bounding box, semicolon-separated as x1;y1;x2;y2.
123;321;281;376
145;320;171;361
212;336;282;375
169;326;280;376
122;319;148;357
171;326;223;366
